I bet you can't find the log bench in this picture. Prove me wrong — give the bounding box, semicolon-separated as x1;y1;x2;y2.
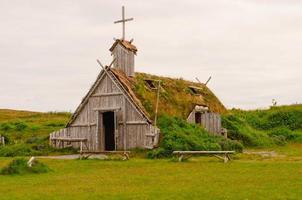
50;137;88;154
81;151;131;160
173;151;235;163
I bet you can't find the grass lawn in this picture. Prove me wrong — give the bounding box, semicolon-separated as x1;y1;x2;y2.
0;144;302;200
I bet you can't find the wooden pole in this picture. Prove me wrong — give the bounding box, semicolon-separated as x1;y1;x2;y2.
154;80;161;127
195;77;202;84
205;76;212;85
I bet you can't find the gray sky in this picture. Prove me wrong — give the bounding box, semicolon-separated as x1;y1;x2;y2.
0;0;301;112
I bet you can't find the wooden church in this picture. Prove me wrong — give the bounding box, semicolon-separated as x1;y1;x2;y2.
49;7;226;152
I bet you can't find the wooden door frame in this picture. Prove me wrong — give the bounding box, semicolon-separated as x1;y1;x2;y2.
95;108;120;151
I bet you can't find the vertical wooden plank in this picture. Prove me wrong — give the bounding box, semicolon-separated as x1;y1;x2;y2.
95;111;100;151
123;97;127;150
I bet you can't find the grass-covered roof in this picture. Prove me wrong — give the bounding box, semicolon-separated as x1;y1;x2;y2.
111;69;226;120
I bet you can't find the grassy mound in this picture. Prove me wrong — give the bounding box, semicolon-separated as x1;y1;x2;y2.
222;105;302;147
0;109;73;156
147;115;243;158
1;158;49;175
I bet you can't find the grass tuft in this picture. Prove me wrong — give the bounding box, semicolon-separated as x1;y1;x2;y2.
1;158;49;175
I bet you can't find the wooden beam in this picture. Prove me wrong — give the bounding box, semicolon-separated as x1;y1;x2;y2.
118;121;148;125
51;138;87;142
91;92;123;97
70;123;96;127
126;121;148;125
145;133;156;137
123;98;127;151
114;18;134;24
93;107;121;112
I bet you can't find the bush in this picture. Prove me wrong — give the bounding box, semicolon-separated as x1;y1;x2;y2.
270;135;286;146
0;144;36;157
219;139;244;152
147;148;168;158
148;115;243;158
1;158;49;175
26;136;47;144
0;123;13;131
269;127;293;139
14;122;28;131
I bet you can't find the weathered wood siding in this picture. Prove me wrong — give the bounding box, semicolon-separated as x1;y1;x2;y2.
187;110;222;135
50;71;158;151
112;43;135;77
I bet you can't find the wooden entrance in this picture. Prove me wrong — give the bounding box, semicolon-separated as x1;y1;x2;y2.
195;112;202;124
96;107;120;151
103;111;115;151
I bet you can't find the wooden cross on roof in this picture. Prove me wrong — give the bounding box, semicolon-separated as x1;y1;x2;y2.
114;6;134;41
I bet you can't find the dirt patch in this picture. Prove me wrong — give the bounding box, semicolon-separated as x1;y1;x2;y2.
37;154;108;160
243;150;285;158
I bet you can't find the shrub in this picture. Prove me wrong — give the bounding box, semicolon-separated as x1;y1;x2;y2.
1;158;49;175
219;139;244;152
0;144;36;157
147;148;168;158
13;122;28;131
148;115;243;158
30;125;40;131
269;127;293;139
26;136;47;144
0;123;13;131
270;135;286;146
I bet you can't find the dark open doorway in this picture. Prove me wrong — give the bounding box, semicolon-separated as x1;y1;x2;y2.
103;111;115;151
195;112;202;124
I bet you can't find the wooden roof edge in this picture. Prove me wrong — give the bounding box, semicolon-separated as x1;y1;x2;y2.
109;68;153;123
66;70;106;127
66;68;153;127
109;39;137;53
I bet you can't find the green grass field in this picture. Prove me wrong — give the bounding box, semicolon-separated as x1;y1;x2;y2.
0;107;302;199
0;143;302;200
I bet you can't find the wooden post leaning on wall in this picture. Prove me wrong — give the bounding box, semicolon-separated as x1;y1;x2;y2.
0;135;5;146
221;128;228;138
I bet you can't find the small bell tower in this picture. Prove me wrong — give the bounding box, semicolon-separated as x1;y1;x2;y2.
110;6;136;77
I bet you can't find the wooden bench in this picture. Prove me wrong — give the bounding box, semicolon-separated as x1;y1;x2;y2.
50;137;88;154
173;151;235;162
81;151;131;160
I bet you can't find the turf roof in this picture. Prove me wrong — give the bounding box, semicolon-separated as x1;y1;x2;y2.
111;68;226;120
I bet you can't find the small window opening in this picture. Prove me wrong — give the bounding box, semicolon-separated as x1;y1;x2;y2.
189;86;202;95
144;79;157;90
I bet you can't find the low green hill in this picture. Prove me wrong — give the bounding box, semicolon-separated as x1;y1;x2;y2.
0;109;72;156
222;104;302;147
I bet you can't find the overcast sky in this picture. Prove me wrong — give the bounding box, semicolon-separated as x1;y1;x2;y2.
0;0;301;112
